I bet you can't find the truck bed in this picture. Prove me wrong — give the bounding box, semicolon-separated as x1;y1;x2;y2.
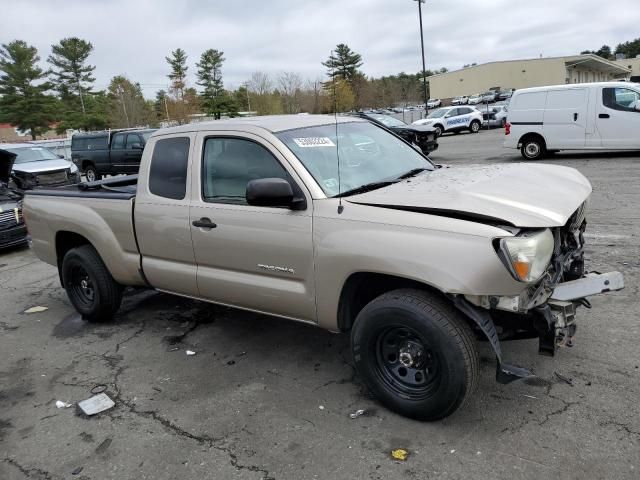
26;175;138;199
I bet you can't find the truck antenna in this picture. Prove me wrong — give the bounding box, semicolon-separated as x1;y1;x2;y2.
331;50;344;214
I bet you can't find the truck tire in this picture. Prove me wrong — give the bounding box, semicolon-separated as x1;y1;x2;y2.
84;164;101;182
520;137;546;160
469;120;481;133
61;245;122;322
351;289;479;421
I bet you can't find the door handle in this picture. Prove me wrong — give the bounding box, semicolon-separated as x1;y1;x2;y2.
599;113;610;119
192;218;217;229
573;113;579;121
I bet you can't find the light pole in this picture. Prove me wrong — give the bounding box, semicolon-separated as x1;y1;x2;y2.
414;0;429;113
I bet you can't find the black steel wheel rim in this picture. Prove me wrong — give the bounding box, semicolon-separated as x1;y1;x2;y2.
373;325;440;400
69;264;95;307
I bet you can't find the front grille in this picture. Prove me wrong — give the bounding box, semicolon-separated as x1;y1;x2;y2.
567;199;588;231
37;169;69;185
0;224;27;246
0;208;23;229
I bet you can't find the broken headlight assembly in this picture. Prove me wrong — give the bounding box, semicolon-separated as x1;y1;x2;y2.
496;229;555;284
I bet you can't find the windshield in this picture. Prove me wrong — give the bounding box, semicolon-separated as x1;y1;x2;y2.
5;146;60;164
370;115;406;127
276;122;434;197
427;108;448;118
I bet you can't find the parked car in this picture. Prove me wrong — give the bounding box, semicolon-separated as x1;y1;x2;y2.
349;112;438;155
0;143;81;190
451;96;469;105
71;129;157;182
412;106;484;136
20;115;623;420
427;98;442;109
498;89;514;101
480;104;509;128
481;91;498;103
0;149;28;249
467;94;483;105
505;81;640;160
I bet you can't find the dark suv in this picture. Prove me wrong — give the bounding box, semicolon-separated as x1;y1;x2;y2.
71;129;156;181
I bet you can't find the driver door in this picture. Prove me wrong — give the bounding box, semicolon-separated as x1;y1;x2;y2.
189;132;316;322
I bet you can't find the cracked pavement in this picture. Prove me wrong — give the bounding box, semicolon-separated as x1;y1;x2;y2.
1;129;639;479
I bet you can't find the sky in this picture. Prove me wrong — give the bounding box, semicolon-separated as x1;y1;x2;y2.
1;0;638;97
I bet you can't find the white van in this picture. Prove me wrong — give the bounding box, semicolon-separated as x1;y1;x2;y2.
504;82;640;160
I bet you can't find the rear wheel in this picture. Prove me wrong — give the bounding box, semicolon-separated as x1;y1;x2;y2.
351;289;479;421
520;137;546;160
61;245;122;322
469;120;481;133
84;164;101;182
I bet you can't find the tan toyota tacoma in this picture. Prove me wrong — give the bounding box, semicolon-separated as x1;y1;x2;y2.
15;115;624;420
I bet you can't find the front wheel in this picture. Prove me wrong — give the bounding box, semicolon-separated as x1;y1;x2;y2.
351;289;479;421
61;245;122;322
84;165;101;182
469;120;481;133
433;125;443;137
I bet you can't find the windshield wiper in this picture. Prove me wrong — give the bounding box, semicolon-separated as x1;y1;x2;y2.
395;167;430;180
335;180;398;198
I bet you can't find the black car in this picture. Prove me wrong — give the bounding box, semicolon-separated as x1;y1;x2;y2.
0;149;28;249
349;112;438;155
71;128;156;182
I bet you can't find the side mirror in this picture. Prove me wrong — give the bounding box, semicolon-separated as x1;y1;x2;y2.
246;178;300;209
131;143;143;150
57;154;65;159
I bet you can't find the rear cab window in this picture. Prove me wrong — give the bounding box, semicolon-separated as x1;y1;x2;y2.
148;137;190;200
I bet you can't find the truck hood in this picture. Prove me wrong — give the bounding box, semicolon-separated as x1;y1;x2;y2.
12;158;73;174
348;163;592;228
0;149;17;185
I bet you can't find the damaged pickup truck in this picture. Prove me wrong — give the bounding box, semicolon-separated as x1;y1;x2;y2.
21;115;624;420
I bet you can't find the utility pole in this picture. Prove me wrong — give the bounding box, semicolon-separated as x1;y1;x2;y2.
414;0;429;113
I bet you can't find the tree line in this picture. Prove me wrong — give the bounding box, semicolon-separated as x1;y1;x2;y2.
581;37;640;61
0;38;444;139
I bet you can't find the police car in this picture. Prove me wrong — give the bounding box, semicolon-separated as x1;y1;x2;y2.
412;106;484;136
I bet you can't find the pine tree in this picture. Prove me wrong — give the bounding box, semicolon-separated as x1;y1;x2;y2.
0;40;56;140
196;49;236;119
166;48;188;100
47;37;96;114
322;44;364;83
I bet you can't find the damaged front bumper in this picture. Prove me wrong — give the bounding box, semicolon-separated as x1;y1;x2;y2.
455;271;625;384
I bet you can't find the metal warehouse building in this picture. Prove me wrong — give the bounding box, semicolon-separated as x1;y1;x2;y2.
429;54;632;102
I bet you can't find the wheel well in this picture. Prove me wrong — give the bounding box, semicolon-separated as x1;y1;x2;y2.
82;160;95;171
56;231;91;284
518;132;546;149
337;273;443;332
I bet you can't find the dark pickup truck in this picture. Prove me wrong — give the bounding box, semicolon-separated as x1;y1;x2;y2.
71;129;156;181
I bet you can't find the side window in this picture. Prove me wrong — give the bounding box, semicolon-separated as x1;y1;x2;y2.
202;138;288;205
458;107;471;115
111;134;125;150
446;108;459;117
126;134;142;149
603;87;640;112
148;137;190;200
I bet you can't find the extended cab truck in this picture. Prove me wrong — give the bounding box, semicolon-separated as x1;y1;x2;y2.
71;129;156;182
22;115;624;420
505;82;640;160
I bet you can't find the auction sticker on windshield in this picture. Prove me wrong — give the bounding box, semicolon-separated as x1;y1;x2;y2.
293;137;336;148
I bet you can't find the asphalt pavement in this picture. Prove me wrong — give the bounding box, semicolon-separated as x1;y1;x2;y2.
1;128;639;480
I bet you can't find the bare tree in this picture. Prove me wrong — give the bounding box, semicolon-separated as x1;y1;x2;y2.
278;71;302;114
248;71;272;95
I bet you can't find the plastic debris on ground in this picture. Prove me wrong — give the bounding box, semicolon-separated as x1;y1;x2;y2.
522;394;537;399
185;350;196;356
318;405;325;410
55;400;72;409
24;306;48;314
391;448;408;461
77;393;115;416
349;409;366;419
